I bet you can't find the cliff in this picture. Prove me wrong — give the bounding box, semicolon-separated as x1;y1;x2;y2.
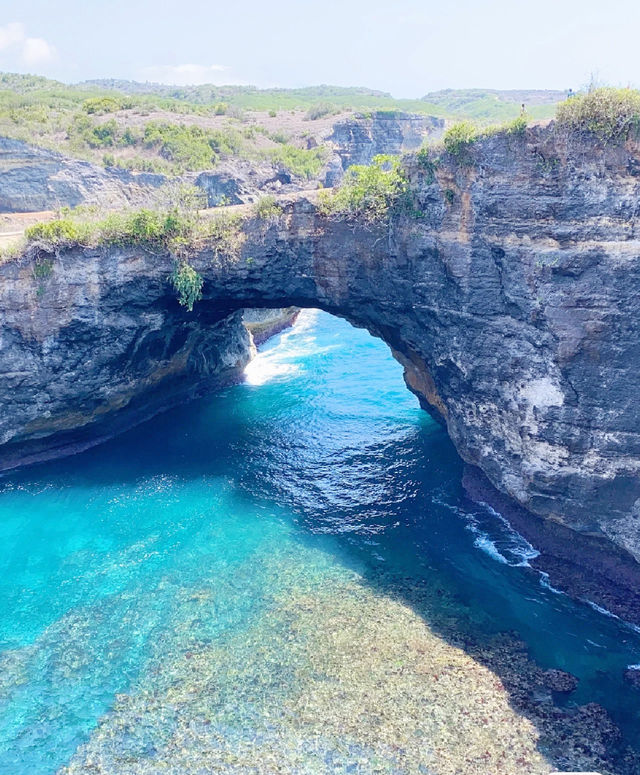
0;136;165;212
2;123;640;616
325;111;445;185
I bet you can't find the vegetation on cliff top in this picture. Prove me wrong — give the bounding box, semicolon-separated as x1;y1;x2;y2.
556;87;640;143
19;185;250;309
416;113;528;172
24;209;243;257
442;121;478;159
0;73;332;177
4;74;559;119
318;154;407;222
252;195;284;220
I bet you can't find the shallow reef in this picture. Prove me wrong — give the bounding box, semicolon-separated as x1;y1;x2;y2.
57;539;636;775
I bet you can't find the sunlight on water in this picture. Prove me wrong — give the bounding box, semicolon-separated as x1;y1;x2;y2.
0;311;639;774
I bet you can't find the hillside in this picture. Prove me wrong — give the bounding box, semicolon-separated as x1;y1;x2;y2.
421;88;567;121
0;73;563;203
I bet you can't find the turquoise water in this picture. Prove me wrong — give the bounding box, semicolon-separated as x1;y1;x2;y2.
0;310;639;773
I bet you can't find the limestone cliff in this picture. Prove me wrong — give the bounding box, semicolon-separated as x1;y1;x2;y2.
325;111;445;185
2;123;640;615
0;136;166;212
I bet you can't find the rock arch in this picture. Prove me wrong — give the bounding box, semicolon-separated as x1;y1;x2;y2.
2;125;640;610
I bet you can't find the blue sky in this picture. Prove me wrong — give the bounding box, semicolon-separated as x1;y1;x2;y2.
1;0;639;96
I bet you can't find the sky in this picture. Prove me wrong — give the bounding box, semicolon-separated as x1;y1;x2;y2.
0;0;639;97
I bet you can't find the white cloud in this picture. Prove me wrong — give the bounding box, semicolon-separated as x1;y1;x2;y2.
138;63;232;86
0;21;56;66
22;37;56;65
0;22;25;50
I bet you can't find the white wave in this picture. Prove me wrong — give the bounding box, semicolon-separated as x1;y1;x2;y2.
473;533;509;564
539;571;565;596
583;599;640;635
432;494;640;637
476;501;540;567
435;490;540;568
586;599;617;618
430;492;469;519
627;663;640;670
244;357;300;386
244;309;324;386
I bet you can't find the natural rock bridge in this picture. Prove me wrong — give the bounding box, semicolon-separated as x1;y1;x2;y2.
2;125;640;615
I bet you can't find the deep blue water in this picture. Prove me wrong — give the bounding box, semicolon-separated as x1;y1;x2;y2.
0;310;639;773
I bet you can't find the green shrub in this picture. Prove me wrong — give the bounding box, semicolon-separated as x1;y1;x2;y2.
121;126;142;146
305;101;335;120
170;262;203;311
253;196;283;220
21;196;244;291
266;144;325;179
112;155;172;173
506;114;528;135
67;115;121;149
416;146;438;181
33;257;54;279
143;122;217;169
9;104;49;124
443;121;477;159
25;219;89;246
205;212;244;257
153;182;208;213
555;87;640;143
319;154;407;222
141;122;246;170
207;127;245;155
98;208;195;249
268;109;277;118
83;96;122;115
86;119;119;148
270;130;289;144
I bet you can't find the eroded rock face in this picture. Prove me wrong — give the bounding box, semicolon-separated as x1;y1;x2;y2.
326;111;445;185
196;161;297;206
0;246;252;468
0;137;165;212
2;124;640;597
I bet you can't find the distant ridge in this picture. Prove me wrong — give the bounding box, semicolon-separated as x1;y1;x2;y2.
422;88;567;105
419;88;567;121
79;80;393;101
0;71;564;122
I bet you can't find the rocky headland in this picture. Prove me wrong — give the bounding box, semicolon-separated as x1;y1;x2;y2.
2;122;640;621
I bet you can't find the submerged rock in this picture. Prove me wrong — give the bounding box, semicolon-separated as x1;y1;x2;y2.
623;667;640;688
542;668;579;693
